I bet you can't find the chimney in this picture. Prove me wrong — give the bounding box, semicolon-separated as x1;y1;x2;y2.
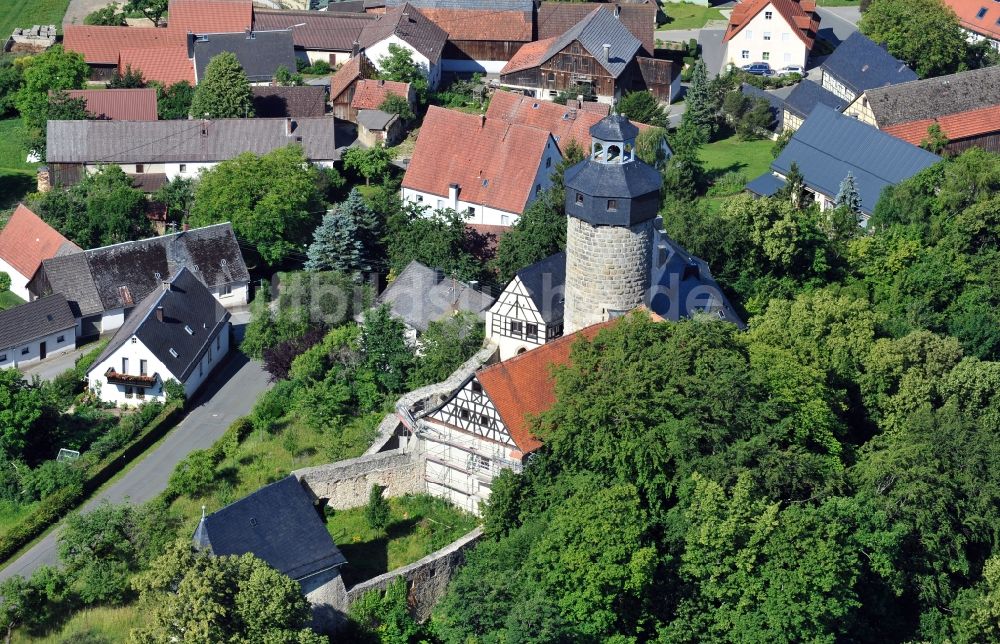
200;119;209;137
245;27;251;39
434;268;445;284
285;117;295;136
352;40;360;56
155;306;165;322
614;4;621;18
603;43;611;62
378;79;385;87
480;113;486;128
402;11;409;21
448;183;459;209
567;108;576;120
161;279;172;292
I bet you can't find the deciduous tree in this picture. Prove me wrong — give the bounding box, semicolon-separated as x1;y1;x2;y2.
616;90;668;128
860;0;971;78
189;52;254;118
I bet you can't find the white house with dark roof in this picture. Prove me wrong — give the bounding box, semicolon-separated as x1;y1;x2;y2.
86;268;231;406
486;252;565;360
359;3;447;89
0;295;77;369
29;223;249;338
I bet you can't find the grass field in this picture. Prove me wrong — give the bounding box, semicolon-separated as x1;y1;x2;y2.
0;118;37;211
328;494;479;588
13;604;148;643
0;500;37;537
0;290;25;310
699;134;776;187
0;0;71;38
658;2;725;29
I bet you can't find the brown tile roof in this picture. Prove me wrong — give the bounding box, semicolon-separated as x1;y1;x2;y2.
251;85;328;117
166;0;253;33
862;65;1000;127
359;4;448;63
500;36;556;74
476;319;615;454
882;105;1000;145
418;8;532;42
350;78;410;109
65;89;158;121
329;53;369;102
252;10;375;51
0;204;80;280
944;0;1000;41
64;25;186;64
118;46;195;85
402;106;555;215
537;1;655;55
724;0;820;48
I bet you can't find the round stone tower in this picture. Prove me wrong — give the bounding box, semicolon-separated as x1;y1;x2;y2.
562;114;663;333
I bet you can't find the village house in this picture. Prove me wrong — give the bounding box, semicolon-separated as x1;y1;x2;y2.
499;7;679;104
0;295;77;369
193;475;347;630
29;223;249;338
86;268;231;406
250;85;328;118
0;204;81;301
45;117;338;188
369;260;495;344
329;53;377;121
722;0;820;71
253;9;376;67
844;66;1000;154
818;32;916;104
484;252;566;360
64;89;159;121
536;1;657;59
358;4;447;90
781;79;846;132
748;104;941;223
941;0;1000;50
401;106;562;227
190;30;297;86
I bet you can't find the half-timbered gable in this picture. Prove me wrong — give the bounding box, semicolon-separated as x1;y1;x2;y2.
486;252;565;360
428;375;513;448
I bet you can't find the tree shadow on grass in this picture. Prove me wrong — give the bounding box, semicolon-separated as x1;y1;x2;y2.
704;161;748;184
0;172;34;210
336;517;421;588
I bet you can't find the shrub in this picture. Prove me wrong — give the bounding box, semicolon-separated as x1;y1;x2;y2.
250;380;297;434
166;450;216;498
365;484;391;535
163;379;185;406
262;326;326;382
707;171;748;197
22;461;85;502
0;484;83;563
0;272;10;291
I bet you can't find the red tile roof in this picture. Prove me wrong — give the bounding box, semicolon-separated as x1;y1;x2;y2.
118;46;195;85
724;0;820;48
418;8;532;42
330;53;365;102
882;105;1000;145
166;0;253;33
350;79;410;110
943;0;1000;41
500;36;557;74
64;25;186;64
0;204;80;280
65;89;158;120
476;319;615;453
402;106;556;215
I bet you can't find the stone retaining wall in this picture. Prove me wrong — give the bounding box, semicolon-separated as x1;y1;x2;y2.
294;450;424;510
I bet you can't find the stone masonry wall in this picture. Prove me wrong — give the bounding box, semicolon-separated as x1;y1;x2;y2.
294;450;424;510
564;217;654;333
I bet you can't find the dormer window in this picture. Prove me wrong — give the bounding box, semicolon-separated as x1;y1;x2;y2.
575;192;584;205
607;199;618;212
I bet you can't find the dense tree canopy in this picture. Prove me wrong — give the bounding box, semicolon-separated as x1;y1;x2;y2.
859;0;976;77
189;52;253;118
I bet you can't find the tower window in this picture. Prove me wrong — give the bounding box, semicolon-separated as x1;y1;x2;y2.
607;199;618;211
575;192;583;205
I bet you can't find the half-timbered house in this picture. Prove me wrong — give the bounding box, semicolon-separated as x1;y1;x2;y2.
485;252;565;360
420;319;613;514
498;7;678;104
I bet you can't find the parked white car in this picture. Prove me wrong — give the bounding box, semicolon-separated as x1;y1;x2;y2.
780;65;805;75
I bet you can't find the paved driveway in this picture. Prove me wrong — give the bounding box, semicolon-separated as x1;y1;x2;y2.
20;344;94;383
816;6;861;45
0;324;269;581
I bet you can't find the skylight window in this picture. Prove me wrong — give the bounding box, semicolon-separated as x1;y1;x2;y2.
977;6;988;18
169;348;178;358
184;325;193;335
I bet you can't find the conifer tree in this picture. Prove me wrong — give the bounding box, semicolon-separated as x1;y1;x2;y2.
305;207;362;272
835;171;861;213
189;52;253;118
680;58;714;144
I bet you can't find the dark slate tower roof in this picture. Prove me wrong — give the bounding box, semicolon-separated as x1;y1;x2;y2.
564;114;662;226
589;114;639;141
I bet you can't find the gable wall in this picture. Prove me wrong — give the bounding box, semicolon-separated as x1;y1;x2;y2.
725;3;809;69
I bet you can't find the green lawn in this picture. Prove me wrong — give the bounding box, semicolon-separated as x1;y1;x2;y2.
0;500;37;537
0;118;37;211
0;290;25;311
658;2;725;30
13;604;148;643
0;0;71;38
698;134;776;187
327;494;479;588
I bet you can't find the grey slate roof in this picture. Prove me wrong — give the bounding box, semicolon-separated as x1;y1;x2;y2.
36;223;249;317
746;172;786;197
0;295;75;351
46;118;338;164
359;4;448;64
514;251;566;325
783;79;846;119
547;8;641;77
375;260;494;333
193;475;347;581
650;233;745;329
357;108;397;130
740;83;784;131
863;65;1000;127
251;85;328;118
771;104;940;215
591;114;638;141
191;30;297;84
90;267;230;382
820;32;916;97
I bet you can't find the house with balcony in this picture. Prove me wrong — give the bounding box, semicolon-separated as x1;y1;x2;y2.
722;0;820;71
86;267;231;406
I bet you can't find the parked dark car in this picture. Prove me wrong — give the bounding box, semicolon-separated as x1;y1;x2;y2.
741;62;773;75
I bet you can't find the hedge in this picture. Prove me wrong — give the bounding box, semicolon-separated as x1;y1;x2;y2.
0;402;184;568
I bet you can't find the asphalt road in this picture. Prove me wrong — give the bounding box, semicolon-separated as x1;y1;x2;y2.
816;6;861;45
0;324;269;581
